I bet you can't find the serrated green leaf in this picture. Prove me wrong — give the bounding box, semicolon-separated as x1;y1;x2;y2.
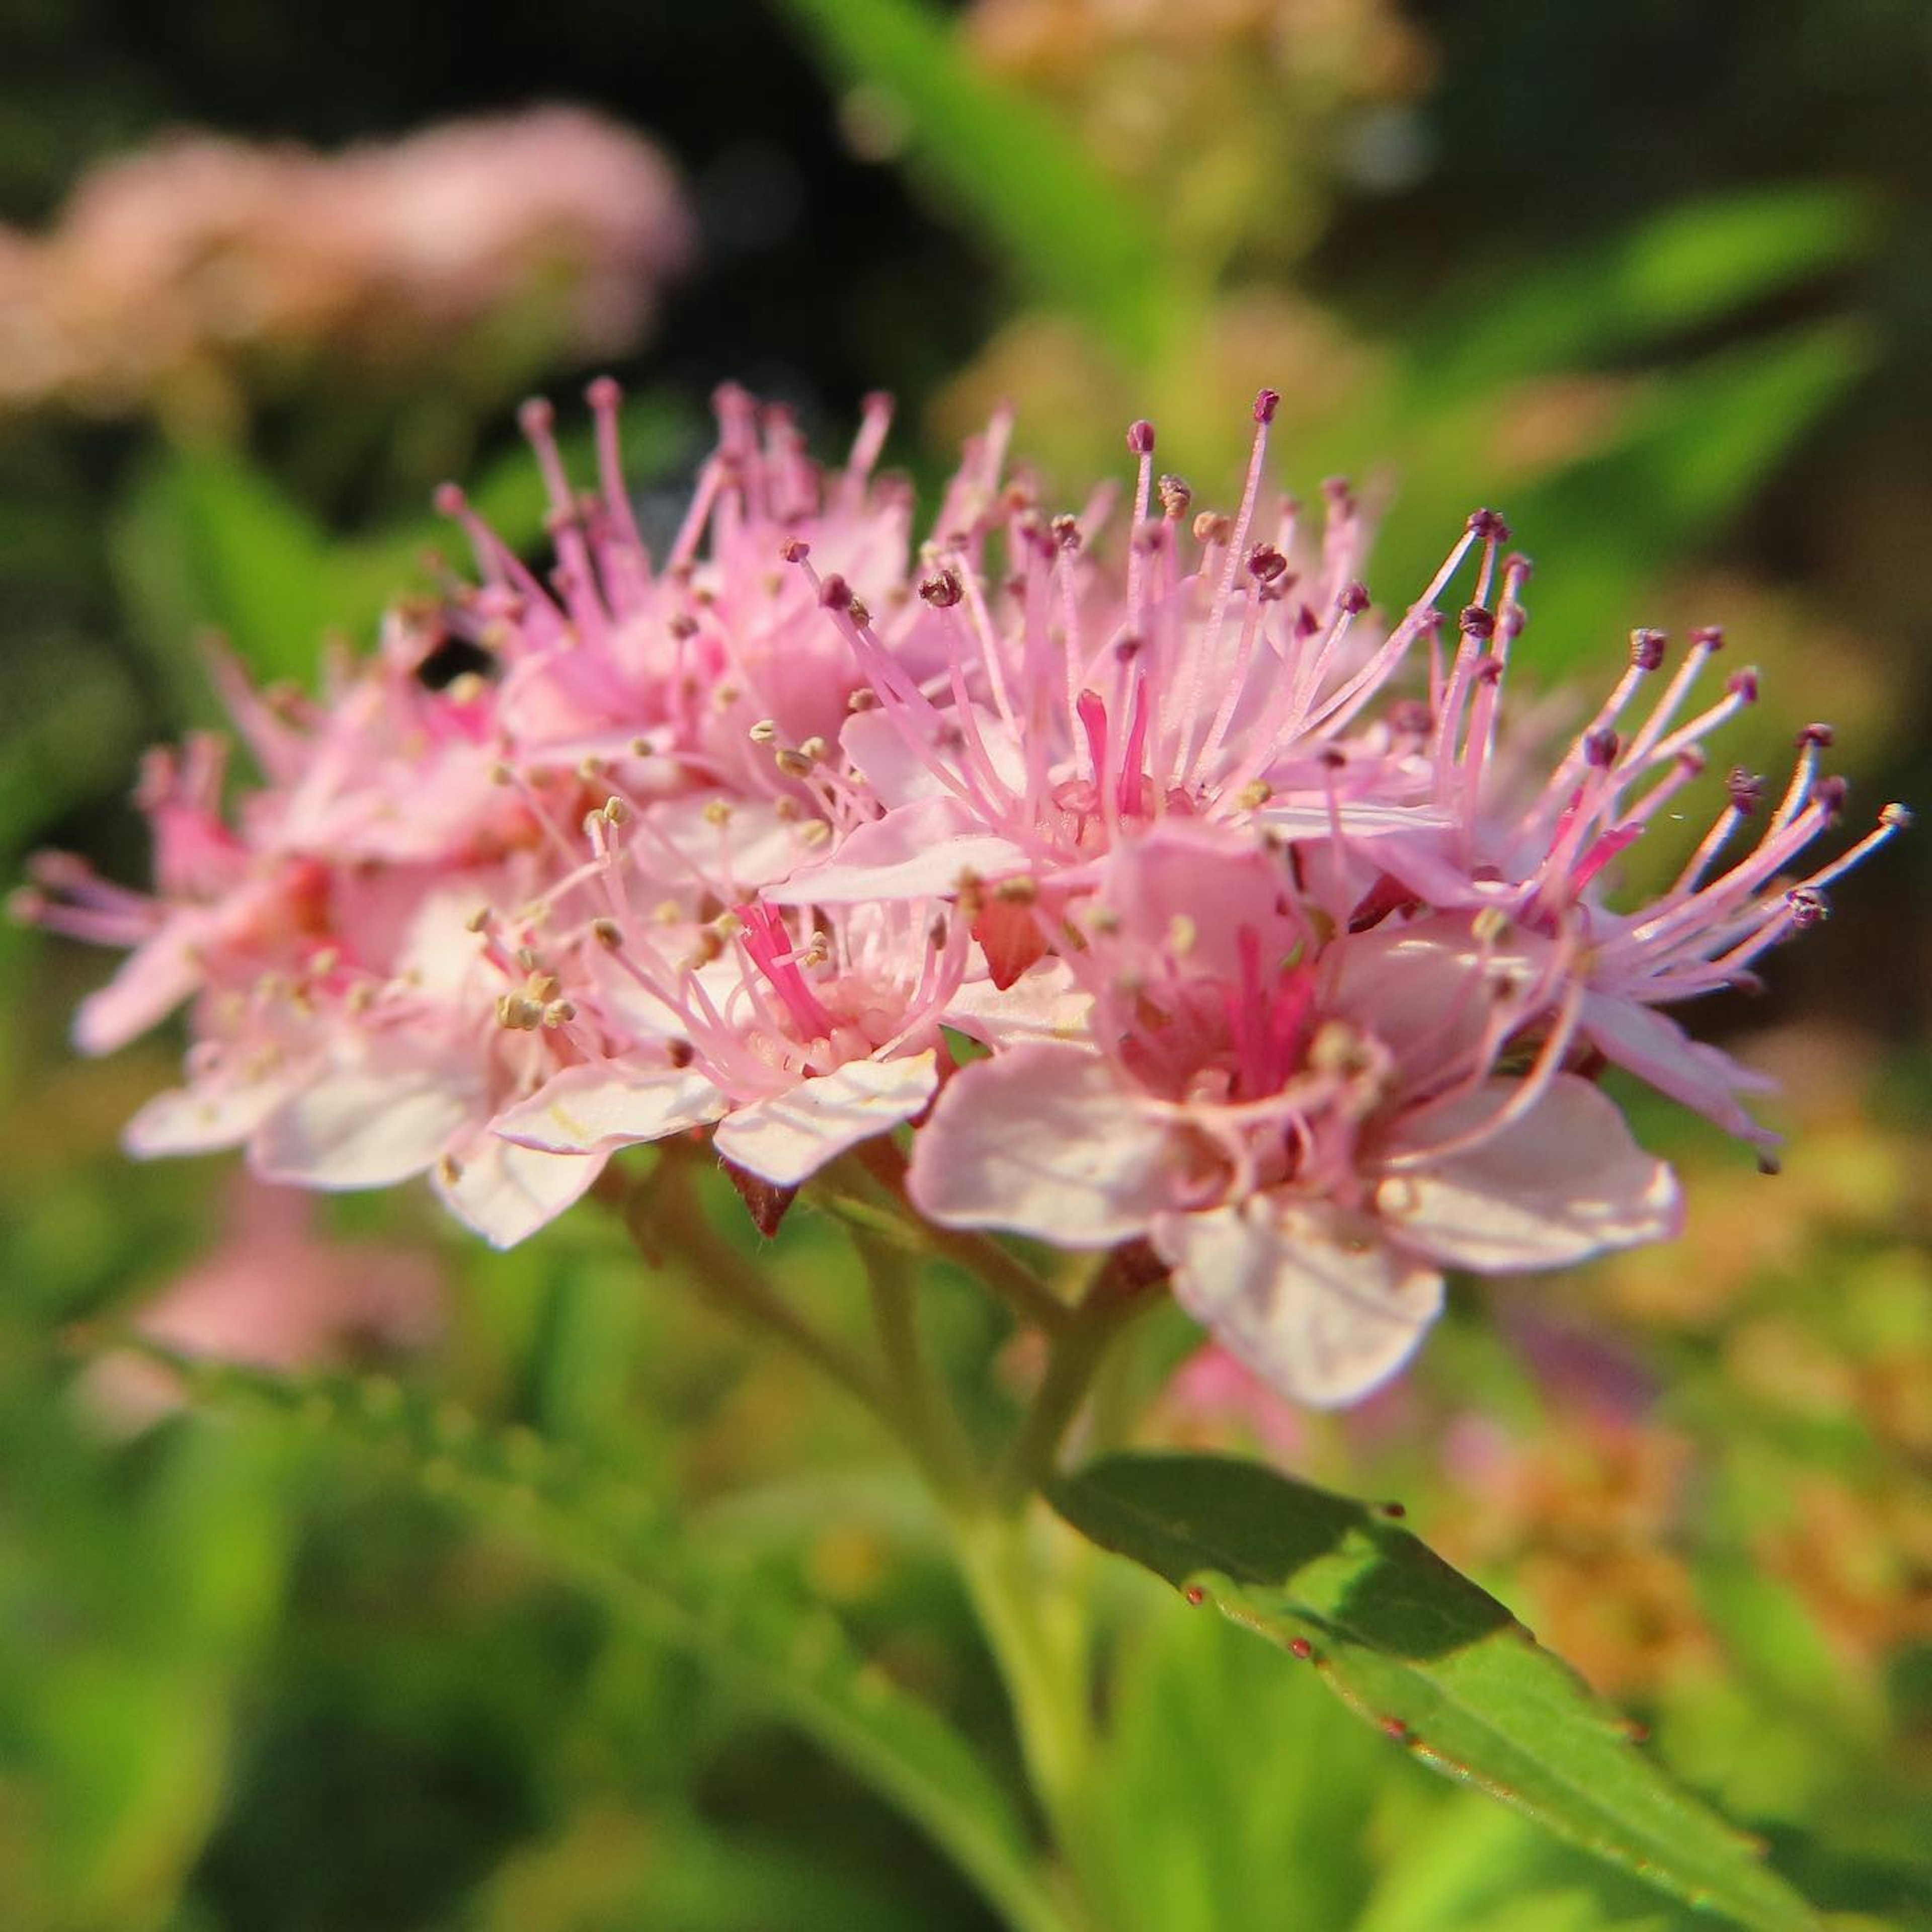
772;0;1188;357
1049;1452;1819;1932
143;1352;1070;1932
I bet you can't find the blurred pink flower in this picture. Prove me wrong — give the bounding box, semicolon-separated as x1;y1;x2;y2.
80;1174;443;1431
0;108;693;420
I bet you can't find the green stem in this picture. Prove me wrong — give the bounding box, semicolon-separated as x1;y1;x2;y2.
949;1503;1098;1901
632;1156;903;1443
852;1224;979;1499
852;1139;1073;1334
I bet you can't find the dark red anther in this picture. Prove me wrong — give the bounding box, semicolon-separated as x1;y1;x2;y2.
1630;628;1667;671
819;573;853;611
1583;728;1620;769
1459;604;1496;640
1727;668;1759;703
1126;418;1156;455
1689;624;1726;650
1252;388;1280;425
1466;507;1511;543
780;536;812;564
1289;1638;1314;1660
1247;542;1289;583
1183;1585;1206;1607
919;567;964;608
668;612;700;640
1785;884;1829;928
1338;582;1370;615
1795;721;1834;749
1812;774;1848;821
1381;1500;1407;1519
1726;767;1765;814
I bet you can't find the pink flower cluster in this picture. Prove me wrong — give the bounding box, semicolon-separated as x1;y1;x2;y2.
0;110;693;419
25;385;1904;1405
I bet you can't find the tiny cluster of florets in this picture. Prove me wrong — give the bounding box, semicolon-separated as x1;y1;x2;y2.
23;382;1904;1405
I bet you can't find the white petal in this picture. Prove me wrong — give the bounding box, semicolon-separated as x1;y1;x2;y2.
126;1071;291;1158
434;1137;605;1248
1156;1197;1444;1408
906;1045;1174;1246
1376;1073;1681;1271
493;1062;728;1154
941;964;1094;1049
713;1052;939;1186
252;1064;479;1190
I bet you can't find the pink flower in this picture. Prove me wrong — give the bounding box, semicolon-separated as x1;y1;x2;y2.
24;382;1901;1409
80;1175;442;1432
907;831;1681;1404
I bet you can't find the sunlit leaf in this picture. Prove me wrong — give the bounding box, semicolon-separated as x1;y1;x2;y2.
1050;1452;1820;1932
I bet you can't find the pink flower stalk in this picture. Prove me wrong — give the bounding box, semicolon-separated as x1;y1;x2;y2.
22;383;1903;1408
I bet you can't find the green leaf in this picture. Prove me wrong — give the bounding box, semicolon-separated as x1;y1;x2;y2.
1049;1452;1820;1932
1393;185;1872;400
771;0;1188;357
143;1352;1071;1932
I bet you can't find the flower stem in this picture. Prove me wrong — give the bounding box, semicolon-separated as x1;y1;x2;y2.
629;1153;904;1445
948;1503;1098;1898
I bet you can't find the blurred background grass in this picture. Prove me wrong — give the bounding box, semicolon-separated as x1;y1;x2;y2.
2;2;1929;1926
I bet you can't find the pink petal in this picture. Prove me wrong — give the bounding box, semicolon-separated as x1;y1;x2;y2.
1376;1073;1682;1271
1155;1198;1444;1408
73;936;202;1055
1580;993;1779;1147
712;1051;939;1186
766;795;1031;906
907;1044;1174;1245
493;1061;727;1154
